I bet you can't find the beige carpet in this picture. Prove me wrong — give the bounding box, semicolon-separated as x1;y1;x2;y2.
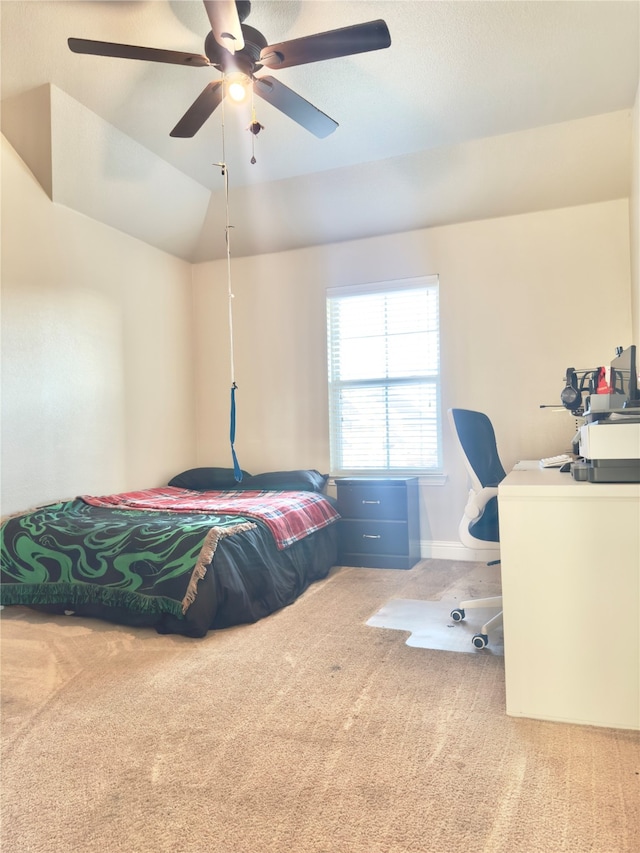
1;560;638;853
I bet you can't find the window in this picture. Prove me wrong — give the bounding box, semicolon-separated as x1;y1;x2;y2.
327;276;441;476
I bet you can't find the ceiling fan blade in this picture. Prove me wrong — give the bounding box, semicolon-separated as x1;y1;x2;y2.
170;81;225;137
202;0;244;54
253;76;337;139
68;37;210;67
260;19;391;70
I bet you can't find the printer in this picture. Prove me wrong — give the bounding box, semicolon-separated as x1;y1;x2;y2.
559;345;640;482
578;417;640;482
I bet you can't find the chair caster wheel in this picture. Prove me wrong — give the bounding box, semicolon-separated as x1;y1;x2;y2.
450;608;465;622
472;633;489;649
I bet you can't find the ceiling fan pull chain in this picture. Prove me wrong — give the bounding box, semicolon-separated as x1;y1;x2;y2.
247;87;264;165
250;98;257;164
248;94;263;164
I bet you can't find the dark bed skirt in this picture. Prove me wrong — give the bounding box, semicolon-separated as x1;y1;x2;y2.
28;521;338;638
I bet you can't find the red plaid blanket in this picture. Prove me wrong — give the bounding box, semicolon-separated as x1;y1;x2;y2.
82;487;339;550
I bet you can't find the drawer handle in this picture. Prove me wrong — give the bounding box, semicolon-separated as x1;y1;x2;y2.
361;500;381;505
362;534;381;539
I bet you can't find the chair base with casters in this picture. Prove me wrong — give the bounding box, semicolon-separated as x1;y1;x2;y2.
450;538;503;648
450;595;503;649
452;484;503;648
448;408;506;650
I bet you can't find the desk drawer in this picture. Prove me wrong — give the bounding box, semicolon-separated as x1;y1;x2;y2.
338;520;409;556
337;484;407;521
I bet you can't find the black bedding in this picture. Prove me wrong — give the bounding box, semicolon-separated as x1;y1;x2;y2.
0;471;339;637
21;519;338;638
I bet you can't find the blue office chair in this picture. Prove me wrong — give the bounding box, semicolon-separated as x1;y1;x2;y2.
447;408;505;649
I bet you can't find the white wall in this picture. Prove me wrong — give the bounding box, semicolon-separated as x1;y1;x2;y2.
1;136;197;516
2;128;634;553
631;77;640;343
193;200;632;549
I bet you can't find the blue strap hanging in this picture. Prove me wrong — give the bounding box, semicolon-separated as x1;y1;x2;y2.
230;382;242;482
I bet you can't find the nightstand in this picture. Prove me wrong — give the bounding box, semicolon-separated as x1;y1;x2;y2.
335;477;421;569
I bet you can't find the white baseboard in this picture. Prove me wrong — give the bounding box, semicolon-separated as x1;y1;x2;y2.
420;540;500;562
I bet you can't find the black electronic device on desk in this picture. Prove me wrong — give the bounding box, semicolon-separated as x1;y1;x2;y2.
582;345;640;423
544;346;640;482
556;346;639;420
335;477;420;569
574;345;640;483
610;344;640;407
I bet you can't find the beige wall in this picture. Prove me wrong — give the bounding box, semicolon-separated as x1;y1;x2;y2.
1;136;197;516
2;129;634;552
631;77;640;343
193;200;632;550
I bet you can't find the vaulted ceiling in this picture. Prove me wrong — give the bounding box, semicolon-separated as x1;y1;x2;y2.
2;1;639;262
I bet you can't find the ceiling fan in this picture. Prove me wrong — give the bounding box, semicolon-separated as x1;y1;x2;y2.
68;0;391;139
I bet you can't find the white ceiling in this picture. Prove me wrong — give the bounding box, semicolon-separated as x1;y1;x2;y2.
2;1;639;261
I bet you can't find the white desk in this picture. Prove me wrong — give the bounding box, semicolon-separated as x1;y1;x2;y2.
498;467;640;730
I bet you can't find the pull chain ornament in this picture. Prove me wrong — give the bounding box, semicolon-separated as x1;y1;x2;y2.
247;104;264;164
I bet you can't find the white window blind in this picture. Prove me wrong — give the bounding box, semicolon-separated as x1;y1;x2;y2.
327;276;441;476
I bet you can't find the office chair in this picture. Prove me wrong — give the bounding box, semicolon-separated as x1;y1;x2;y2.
447;408;505;649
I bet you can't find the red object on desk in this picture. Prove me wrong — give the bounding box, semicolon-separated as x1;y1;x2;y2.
595;366;613;394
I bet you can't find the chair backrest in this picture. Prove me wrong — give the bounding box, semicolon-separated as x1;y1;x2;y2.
448;408;507;491
448;408;504;549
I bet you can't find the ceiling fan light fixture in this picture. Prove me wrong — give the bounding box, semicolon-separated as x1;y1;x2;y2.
227;74;250;102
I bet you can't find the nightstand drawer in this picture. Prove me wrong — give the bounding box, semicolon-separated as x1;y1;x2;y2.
339;520;410;556
336;482;408;521
335;477;420;570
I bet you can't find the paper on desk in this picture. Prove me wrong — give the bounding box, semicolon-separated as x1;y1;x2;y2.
513;460;542;470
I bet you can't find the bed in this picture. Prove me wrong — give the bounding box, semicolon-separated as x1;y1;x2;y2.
0;468;339;637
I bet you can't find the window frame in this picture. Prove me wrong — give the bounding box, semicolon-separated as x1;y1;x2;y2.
326;275;442;479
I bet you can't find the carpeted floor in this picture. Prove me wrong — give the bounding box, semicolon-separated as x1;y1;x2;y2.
1;559;639;853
